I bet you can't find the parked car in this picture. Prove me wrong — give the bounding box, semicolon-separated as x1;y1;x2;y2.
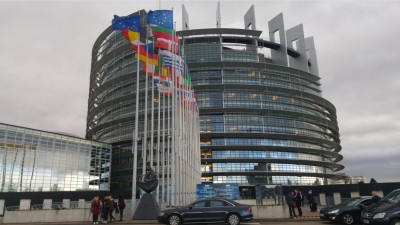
361;188;400;225
320;196;375;224
157;198;253;225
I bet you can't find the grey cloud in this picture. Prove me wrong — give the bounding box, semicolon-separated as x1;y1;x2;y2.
1;1;399;181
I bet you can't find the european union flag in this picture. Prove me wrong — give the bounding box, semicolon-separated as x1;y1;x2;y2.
112;14;140;32
146;10;173;29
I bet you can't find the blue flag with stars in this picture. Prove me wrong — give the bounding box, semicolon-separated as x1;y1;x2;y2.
146;10;173;29
112;14;140;32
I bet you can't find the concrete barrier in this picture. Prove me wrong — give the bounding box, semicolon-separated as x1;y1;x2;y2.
3;209;92;223
2;204;289;223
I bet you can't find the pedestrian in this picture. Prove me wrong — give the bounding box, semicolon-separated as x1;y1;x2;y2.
299;190;304;206
118;195;126;222
307;189;317;212
101;196;110;223
108;196;116;222
294;189;303;216
91;196;101;224
286;191;297;218
371;191;382;203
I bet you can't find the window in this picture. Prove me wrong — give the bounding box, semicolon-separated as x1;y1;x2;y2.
192;200;207;208
210;200;226;207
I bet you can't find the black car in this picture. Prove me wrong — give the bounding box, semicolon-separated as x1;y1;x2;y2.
361;189;400;225
320;196;375;224
157;198;253;225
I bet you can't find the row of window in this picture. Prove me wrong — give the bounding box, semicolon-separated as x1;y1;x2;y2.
201;138;329;151
201;125;329;140
209;150;329;161
205;175;330;185
209;163;330;173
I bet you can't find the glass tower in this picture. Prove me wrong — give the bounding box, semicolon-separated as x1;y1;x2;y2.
178;27;343;186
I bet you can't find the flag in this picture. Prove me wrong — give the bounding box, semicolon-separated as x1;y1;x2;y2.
162;56;184;70
133;43;159;66
121;30;141;45
182;73;191;88
159;50;183;63
112;14;140;31
146;10;173;29
142;63;169;77
155;38;179;53
151;25;178;42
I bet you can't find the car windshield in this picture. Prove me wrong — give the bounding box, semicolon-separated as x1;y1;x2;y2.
339;198;361;206
381;191;400;204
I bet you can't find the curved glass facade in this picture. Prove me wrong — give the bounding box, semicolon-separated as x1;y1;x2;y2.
87;11;201;207
0;123;111;192
179;28;343;185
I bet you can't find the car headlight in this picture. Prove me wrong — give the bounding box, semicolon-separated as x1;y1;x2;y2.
328;209;339;214
159;212;165;216
373;213;386;219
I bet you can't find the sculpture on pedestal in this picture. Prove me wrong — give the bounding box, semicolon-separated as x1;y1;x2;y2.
133;166;160;219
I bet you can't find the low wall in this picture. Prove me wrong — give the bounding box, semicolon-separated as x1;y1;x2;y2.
3;209;92;223
2;205;288;223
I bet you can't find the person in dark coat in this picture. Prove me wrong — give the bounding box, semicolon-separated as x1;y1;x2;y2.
91;196;101;224
294;189;303;216
307;189;317;212
108;196;116;222
371;191;382;203
118;195;126;222
286;191;297;218
101;196;110;223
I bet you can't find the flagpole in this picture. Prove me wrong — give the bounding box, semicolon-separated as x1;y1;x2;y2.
150;33;155;182
131;27;140;219
142;26;150;181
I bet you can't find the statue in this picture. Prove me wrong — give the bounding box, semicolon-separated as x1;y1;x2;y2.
133;166;160;219
137;166;158;193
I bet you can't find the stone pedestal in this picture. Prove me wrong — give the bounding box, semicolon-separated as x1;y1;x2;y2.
133;193;160;220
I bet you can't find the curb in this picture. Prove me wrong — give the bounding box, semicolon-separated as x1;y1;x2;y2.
293;216;320;220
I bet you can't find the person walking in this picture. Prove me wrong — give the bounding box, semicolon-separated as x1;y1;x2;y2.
307;189;317;212
371;191;382;203
294;189;303;216
118;195;126;222
286;191;297;218
91;196;101;224
108;196;116;222
101;196;110;223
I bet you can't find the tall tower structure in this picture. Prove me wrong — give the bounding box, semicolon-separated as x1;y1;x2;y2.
177;5;343;187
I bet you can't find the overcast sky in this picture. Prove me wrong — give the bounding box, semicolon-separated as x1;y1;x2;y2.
0;0;399;183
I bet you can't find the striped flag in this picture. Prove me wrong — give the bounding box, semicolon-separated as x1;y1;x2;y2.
155;38;179;53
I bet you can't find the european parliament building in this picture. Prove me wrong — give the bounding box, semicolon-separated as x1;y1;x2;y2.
87;5;343;200
178;7;344;187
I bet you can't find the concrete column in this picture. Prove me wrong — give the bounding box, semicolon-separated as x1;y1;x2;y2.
78;199;85;208
268;13;288;66
62;199;70;209
333;192;341;205
286;24;308;72
43;199;52;209
0;199;5;216
19;199;31;210
319;193;326;206
350;192;360;198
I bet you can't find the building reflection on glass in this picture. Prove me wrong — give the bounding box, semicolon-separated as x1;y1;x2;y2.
0;123;111;192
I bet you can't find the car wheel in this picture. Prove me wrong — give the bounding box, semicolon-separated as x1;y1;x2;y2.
168;214;181;225
342;213;354;225
227;213;240;225
390;218;400;225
